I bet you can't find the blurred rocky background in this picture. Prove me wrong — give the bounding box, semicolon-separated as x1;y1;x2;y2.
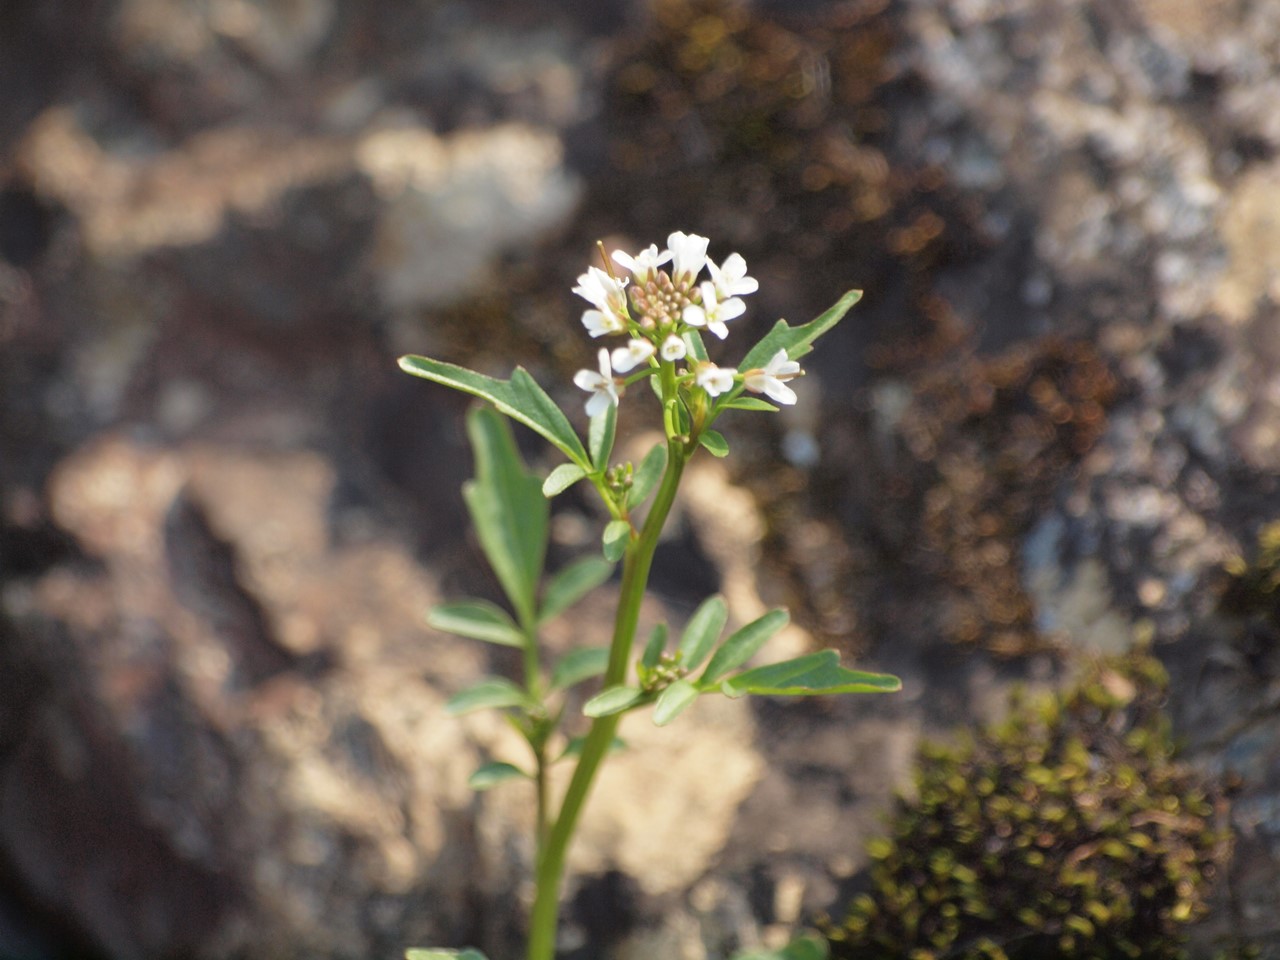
2;0;1279;957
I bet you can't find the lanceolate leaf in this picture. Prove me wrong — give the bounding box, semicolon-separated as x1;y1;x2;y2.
539;556;615;624
550;647;610;690
559;735;627;761
398;356;590;468
652;679;700;726
589;402;617;471
468;761;530;791
428;600;525;647
721;396;778;412
629;442;668;507
698;429;729;458
677;595;728;672
721;650;902;698
641;622;669;671
543;463;588;497
700;608;790;685
463;407;547;628
446;677;534;715
738;289;863;372
583;685;647;718
602;519;631;562
406;949;489;960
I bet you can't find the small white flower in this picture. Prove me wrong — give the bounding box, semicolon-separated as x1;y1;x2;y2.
573;266;629;337
611;244;672;286
611;338;656;373
582;308;627;338
708;253;758;299
743;349;803;405
665;231;710;286
682;281;746;340
660;334;687;362
695;362;737;398
574;348;620;417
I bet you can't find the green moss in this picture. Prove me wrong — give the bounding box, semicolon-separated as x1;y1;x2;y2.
825;652;1231;960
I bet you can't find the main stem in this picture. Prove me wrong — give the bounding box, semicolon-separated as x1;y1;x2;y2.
525;437;687;960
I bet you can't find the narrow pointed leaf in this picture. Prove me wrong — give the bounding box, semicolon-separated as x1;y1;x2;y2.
463;407;547;627
446;677;533;715
543;463;588;497
550;647;610;690
539;556;614;624
722;396;778;412
589;402;617;471
698;429;729;458
685;330;710;362
398;356;590;468
468;761;530;791
677;595;728;671
583;685;646;718
738;289;862;372
721;649;902;698
602;519;631;562
641;622;669;671
406;950;489;960
653;679;700;726
700;608;790;685
428;600;524;647
629;442;668;507
559;735;627;761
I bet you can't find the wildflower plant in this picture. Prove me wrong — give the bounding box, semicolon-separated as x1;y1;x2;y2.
399;233;901;960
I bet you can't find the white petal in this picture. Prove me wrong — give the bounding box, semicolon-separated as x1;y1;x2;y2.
763;379;797;405
683;304;708;328
574;369;604;392
611;338;655;373
584;389;613;417
660;335;686;361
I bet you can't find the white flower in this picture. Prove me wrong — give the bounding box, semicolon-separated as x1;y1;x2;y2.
611;338;656;373
707;253;758;299
743;349;802;405
612;244;671;286
573;266;629;337
682;281;746;340
695;362;737;398
660;334;687;362
665;231;710;286
574;348;620;417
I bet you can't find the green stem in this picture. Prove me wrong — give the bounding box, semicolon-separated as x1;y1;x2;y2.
526;436;687;960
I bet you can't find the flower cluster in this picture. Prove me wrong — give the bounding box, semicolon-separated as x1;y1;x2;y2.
571;232;803;415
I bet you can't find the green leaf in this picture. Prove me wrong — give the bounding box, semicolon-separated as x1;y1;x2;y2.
629;442;668;507
406;950;489;960
468;761;530;791
685;330;710;362
641;622;669;671
589;402;617;471
698;429;729;458
677;595;728;671
539;556;614;624
446;677;533;715
721;650;902;698
559;735;626;761
602;519;631;562
398;356;590;468
721;396;778;412
543;463;588;497
583;685;646;718
428;600;525;647
652;679;700;726
700;608;790;685
731;934;830;960
550;647;610;690
462;407;548;627
738;289;862;372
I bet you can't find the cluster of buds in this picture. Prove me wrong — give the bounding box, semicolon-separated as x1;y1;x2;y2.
571;232;803;416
